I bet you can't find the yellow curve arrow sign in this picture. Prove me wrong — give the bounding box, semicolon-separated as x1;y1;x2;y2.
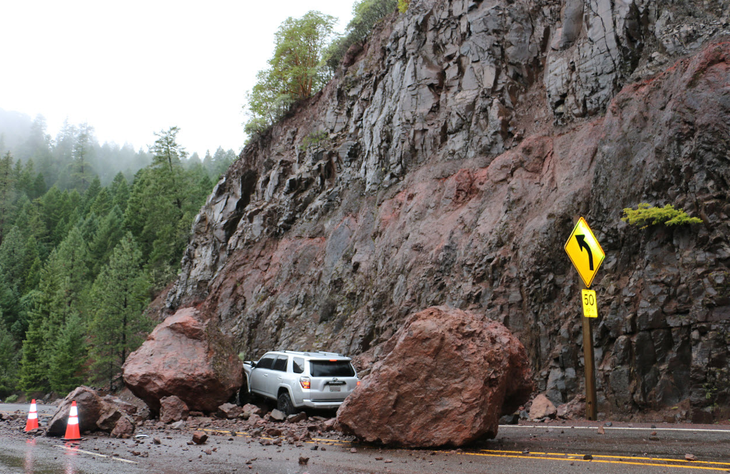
565;217;605;288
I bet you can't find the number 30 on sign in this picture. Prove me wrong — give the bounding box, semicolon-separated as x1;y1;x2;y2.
582;289;598;318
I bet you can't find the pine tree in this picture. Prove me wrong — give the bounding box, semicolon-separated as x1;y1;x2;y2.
109;172;130;212
50;227;91;324
150;126;187;211
0;152;16;243
48;313;86;395
19;280;55;394
125;128;192;278
88;233;150;388
70;123;95;191
23;256;42;295
0;226;27;331
88;206;124;277
89;188;112;217
123;168;155;258
0;319;19;397
80;176;101;215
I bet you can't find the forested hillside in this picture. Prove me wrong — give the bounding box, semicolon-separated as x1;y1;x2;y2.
0;113;237;398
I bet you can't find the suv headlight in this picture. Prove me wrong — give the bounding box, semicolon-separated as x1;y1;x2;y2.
299;376;311;390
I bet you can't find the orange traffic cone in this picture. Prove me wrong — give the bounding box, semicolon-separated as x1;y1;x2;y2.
62;401;82;441
24;399;39;431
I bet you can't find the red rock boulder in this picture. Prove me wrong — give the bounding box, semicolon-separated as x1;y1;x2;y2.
47;386;105;436
336;306;533;447
122;307;243;413
47;387;137;437
160;395;189;423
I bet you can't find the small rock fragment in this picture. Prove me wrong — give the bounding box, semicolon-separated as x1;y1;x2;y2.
192;431;208;445
350;448;357;453
583;454;593;460
529;394;557;420
170;420;186;430
685;453;696;461
270;409;286;422
299;456;309;465
597;426;605;435
287;412;307;423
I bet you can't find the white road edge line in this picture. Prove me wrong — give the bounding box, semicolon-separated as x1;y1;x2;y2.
55;445;139;464
500;425;730;434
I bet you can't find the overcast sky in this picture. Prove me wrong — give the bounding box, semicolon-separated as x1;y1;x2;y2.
0;1;358;156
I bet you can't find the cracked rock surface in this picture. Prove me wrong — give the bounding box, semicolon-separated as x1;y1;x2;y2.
158;0;730;421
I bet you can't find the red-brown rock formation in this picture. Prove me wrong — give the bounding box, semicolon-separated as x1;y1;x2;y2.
47;386;105;436
47;387;137;437
122;308;242;413
157;0;730;421
160;395;190;424
337;307;532;447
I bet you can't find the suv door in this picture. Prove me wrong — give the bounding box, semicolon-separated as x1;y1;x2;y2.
250;355;276;398
270;355;289;397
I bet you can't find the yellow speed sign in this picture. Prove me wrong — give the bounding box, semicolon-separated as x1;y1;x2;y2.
582;289;598;318
565;217;605;288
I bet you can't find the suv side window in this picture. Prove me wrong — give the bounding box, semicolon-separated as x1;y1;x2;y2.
256;356;275;369
272;355;288;372
292;357;305;374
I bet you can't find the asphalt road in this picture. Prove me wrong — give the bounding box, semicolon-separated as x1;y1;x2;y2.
2;403;729;474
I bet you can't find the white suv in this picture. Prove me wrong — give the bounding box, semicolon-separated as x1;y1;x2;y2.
242;351;359;414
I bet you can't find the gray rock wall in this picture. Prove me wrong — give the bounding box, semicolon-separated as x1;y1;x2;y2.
165;0;730;421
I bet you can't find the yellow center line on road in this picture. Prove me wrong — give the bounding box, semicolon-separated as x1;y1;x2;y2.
481;449;730;467
468;451;729;472
189;427;727;470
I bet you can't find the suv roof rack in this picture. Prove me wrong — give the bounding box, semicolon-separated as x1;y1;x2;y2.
314;351;343;357
278;350;345;357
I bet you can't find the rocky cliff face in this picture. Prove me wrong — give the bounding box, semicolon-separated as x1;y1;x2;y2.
165;0;730;420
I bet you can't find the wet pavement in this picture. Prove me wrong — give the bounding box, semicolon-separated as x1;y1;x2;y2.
2;403;730;474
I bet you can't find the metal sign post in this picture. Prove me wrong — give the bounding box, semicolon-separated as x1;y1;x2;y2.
565;218;605;421
581;294;598;420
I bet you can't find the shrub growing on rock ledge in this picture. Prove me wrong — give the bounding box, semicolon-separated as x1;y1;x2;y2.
622;203;703;228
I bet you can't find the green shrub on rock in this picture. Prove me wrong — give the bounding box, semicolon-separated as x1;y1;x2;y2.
621;203;703;228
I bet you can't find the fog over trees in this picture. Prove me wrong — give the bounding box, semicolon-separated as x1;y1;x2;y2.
0;108;237;396
0;0;397;400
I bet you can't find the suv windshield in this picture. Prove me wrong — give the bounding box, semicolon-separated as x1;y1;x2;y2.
309;360;355;377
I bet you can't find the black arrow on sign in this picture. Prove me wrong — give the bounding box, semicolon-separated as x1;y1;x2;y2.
575;234;594;270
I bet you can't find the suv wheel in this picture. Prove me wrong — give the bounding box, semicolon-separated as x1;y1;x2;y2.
277;392;294;415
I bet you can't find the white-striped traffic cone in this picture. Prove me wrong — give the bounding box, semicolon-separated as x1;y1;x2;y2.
24;399;39;431
61;401;82;441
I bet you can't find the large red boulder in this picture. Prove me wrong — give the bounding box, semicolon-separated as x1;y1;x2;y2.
122;307;243;413
337;306;533;447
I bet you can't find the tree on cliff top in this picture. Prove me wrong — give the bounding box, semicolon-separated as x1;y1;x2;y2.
323;0;398;72
244;11;335;139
